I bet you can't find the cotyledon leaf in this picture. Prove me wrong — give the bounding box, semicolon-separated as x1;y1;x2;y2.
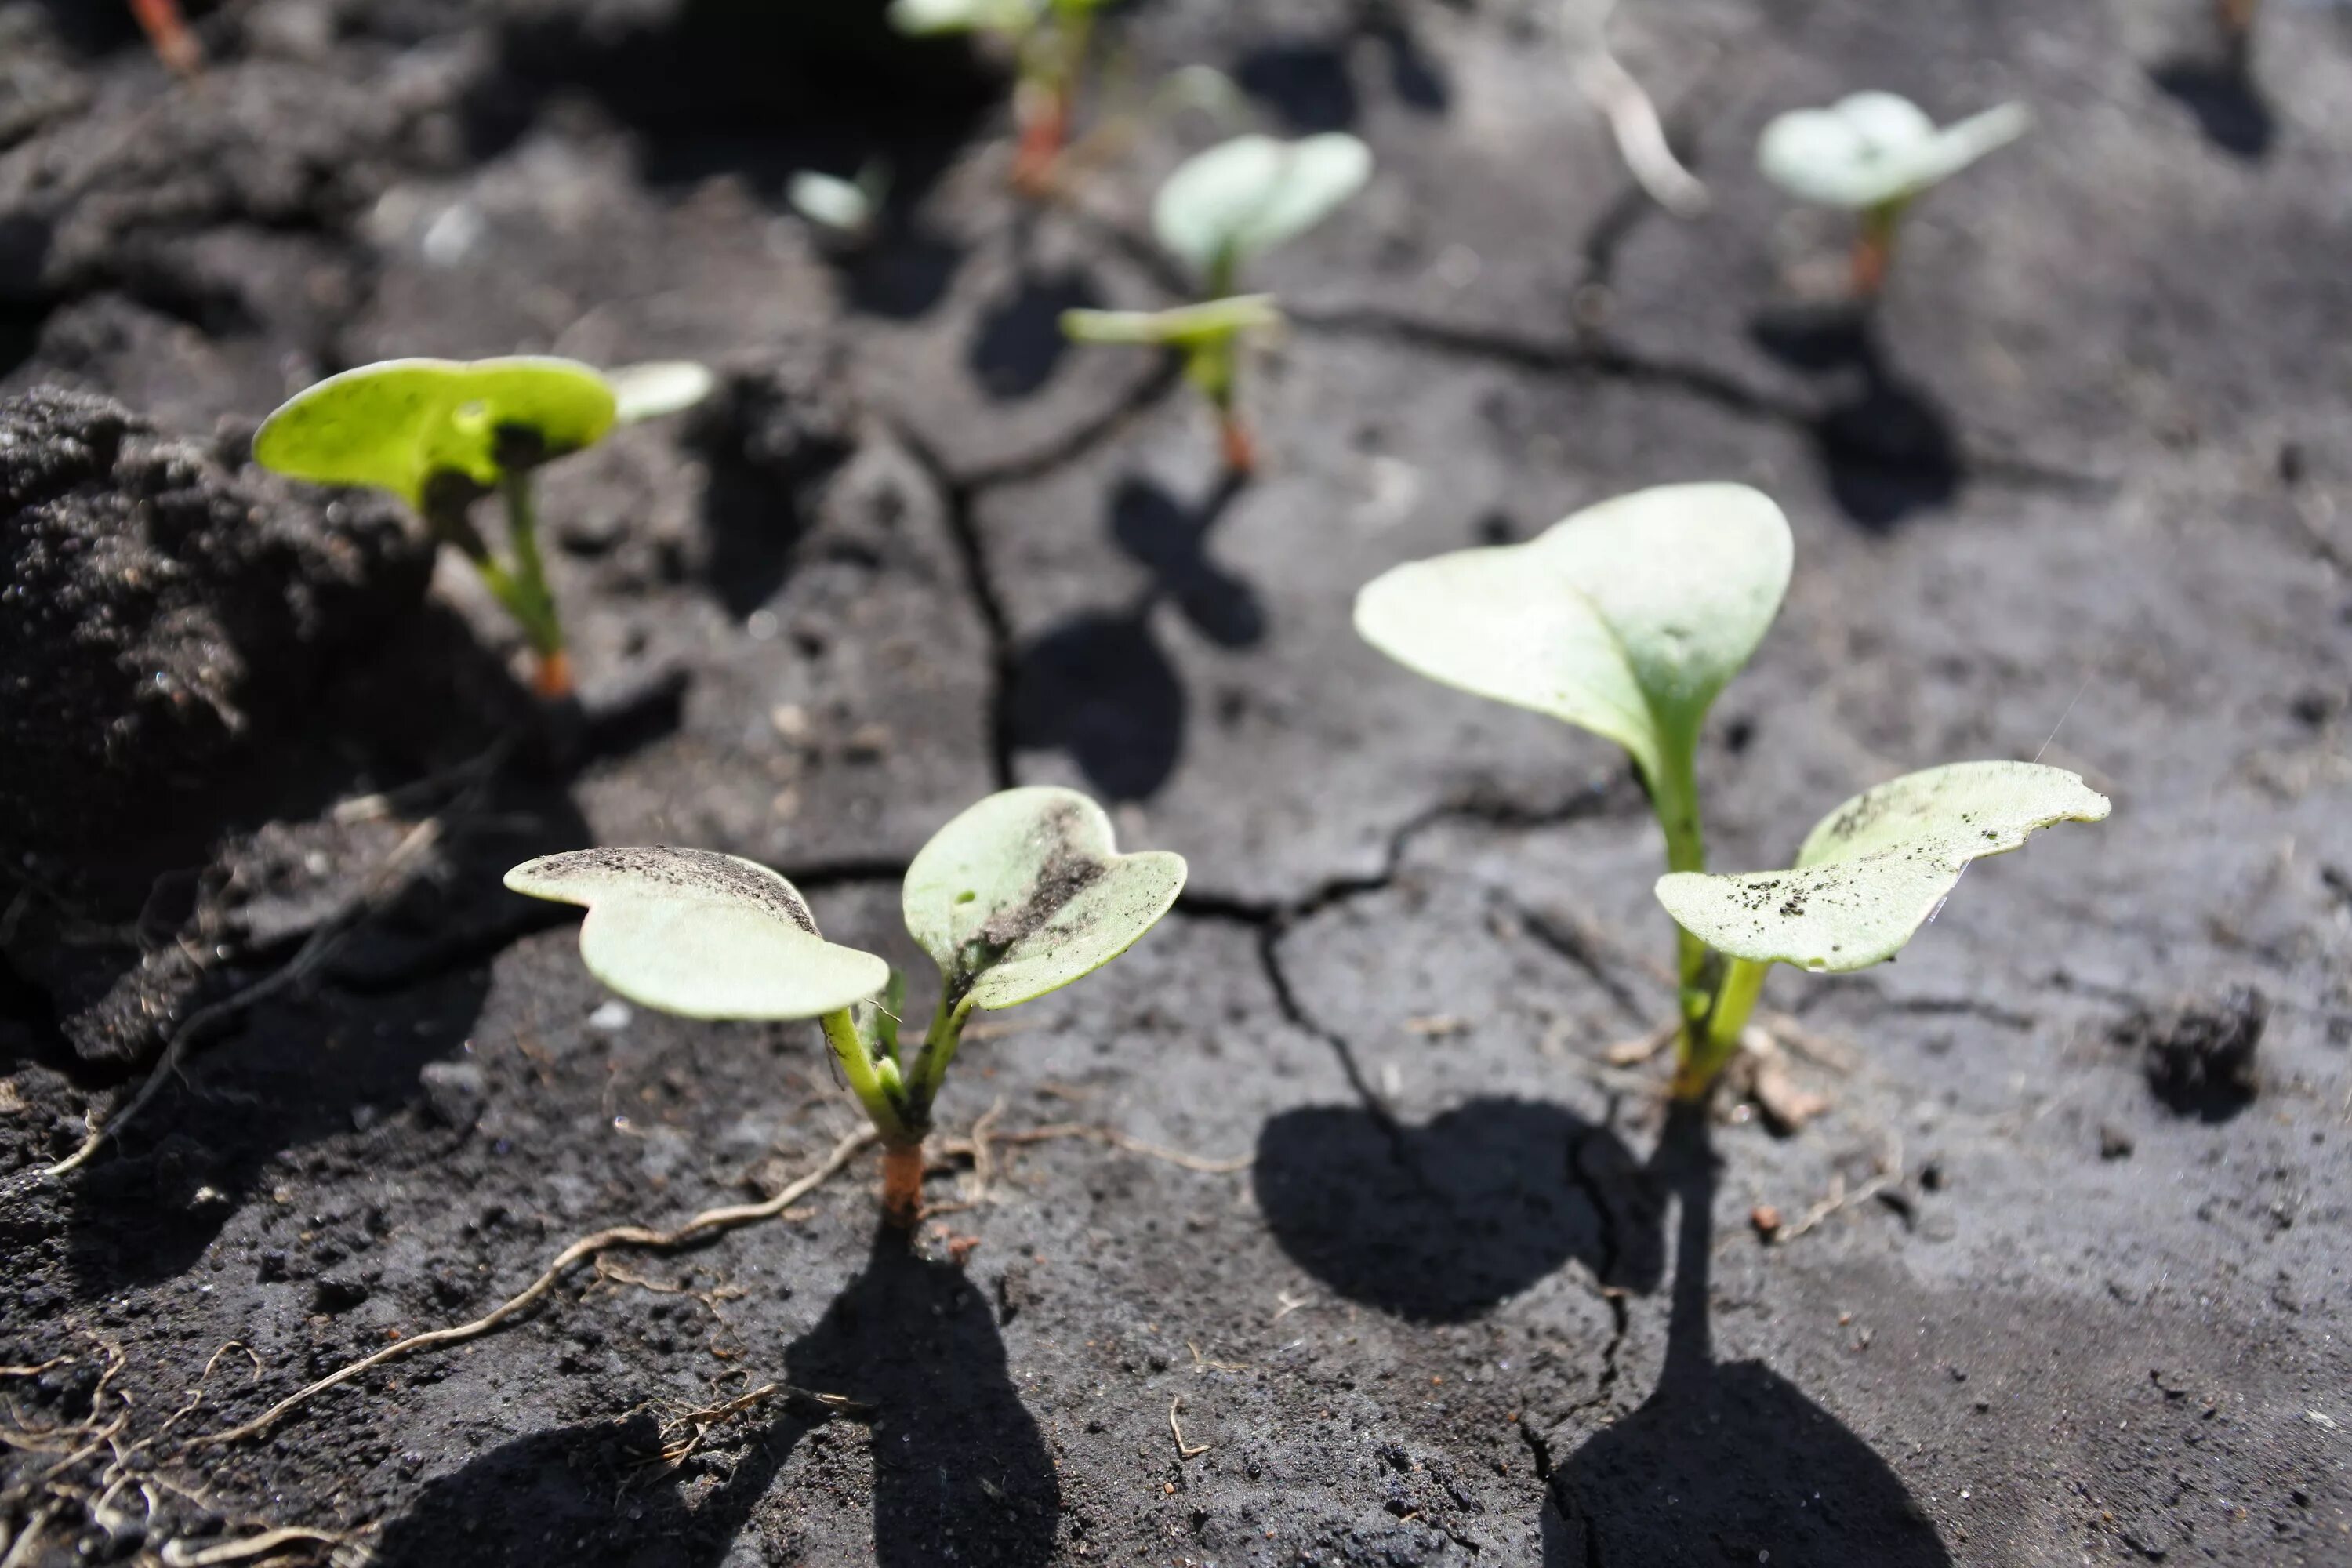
505;847;890;1020
1352;483;1791;782
1062;295;1283;350
1757;92;2030;210
904;787;1187;1011
254;357;617;510
1152;132;1372;279
1653;761;2111;972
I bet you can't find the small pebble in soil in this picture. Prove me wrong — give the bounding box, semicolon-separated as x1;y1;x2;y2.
419;1061;488;1129
2100;1125;2135;1160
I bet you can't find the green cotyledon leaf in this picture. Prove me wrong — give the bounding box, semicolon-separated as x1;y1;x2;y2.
505;847;889;1019
1353;482;1791;784
903;787;1186;1011
1653;760;2111;972
253;357;617;510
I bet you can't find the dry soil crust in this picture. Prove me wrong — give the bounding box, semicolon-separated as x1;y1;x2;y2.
1;2;2349;1566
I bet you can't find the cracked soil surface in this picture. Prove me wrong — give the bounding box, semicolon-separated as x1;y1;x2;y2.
2;1;2349;1564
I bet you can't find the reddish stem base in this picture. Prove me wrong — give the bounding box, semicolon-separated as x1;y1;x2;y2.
530;648;574;701
880;1142;926;1230
1011;96;1069;198
1218;412;1258;477
130;0;203;75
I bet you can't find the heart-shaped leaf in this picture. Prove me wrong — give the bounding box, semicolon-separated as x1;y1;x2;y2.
904;787;1186;1011
1153;133;1373;281
1353;483;1791;782
506;847;890;1019
1653;761;2111;972
1062;295;1282;350
1758;92;2030;210
254;357;618;510
605;361;715;425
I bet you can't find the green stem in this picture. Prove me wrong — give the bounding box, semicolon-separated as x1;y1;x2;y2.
1673;956;1769;1101
905;993;975;1126
496;471;564;660
1645;737;1710;1014
821;1008;913;1142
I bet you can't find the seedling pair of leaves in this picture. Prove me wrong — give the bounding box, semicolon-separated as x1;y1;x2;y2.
253;357;714;699
1062;132;1372;474
506;788;1187;1227
1356;483;2108;1100
890;0;1108;194
1757;93;2030;299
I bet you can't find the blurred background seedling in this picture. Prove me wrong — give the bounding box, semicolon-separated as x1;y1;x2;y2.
1062;131;1371;474
1758;92;2030;299
252;356;710;699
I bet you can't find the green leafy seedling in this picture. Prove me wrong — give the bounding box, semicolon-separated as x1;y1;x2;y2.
1061;132;1371;474
506;787;1186;1227
1757;92;2030;299
254;356;711;699
1354;482;2107;1102
891;0;1107;195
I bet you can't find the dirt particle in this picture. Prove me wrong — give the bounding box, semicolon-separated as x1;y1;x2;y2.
2114;985;2266;1121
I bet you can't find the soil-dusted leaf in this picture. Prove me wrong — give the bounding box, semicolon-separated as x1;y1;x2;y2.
789;170;881;238
904;787;1186;1011
605;361;715;425
1353;483;1791;780
1653;761;2111;971
254;358;617;509
1153;132;1373;279
1759;92;2030;210
506;848;890;1020
1062;295;1281;350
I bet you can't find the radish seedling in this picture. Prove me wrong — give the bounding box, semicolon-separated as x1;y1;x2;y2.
506;787;1186;1227
253;356;712;699
891;0;1106;195
1757;93;2029;299
1062;132;1372;474
789;164;891;246
1354;482;2107;1101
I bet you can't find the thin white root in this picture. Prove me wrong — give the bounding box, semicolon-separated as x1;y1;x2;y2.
1573;51;1709;217
160;1528;345;1567
197;1126;876;1446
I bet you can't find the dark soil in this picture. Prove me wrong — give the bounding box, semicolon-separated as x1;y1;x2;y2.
3;1;2349;1565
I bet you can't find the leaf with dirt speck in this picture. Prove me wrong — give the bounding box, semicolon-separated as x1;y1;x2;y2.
255;357;619;508
1654;761;2110;971
1354;483;1791;782
904;787;1186;1011
504;847;889;1019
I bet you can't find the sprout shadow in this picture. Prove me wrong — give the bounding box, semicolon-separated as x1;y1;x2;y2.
1750;304;1960;532
2150;34;2274;161
1007;472;1263;801
370;1225;1057;1568
684;371;857;620
1541;1105;1953;1567
1233;0;1450;132
969;267;1103;401
1253;1098;1663;1323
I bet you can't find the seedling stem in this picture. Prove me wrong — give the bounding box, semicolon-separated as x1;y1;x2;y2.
1852;197;1907;299
131;0;202;75
1011;0;1098;195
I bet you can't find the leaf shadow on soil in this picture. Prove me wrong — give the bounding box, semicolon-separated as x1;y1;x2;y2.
1007;471;1264;801
1541;1105;1953;1567
371;1223;1058;1568
1748;303;1961;532
1232;0;1452;132
2149;34;2274;162
1252;1097;1664;1323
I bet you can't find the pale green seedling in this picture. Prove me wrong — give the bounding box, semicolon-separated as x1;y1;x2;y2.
253;356;710;697
1060;132;1371;472
788;165;891;244
506;787;1186;1225
892;0;1107;193
1757;92;2030;297
1354;482;2107;1099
